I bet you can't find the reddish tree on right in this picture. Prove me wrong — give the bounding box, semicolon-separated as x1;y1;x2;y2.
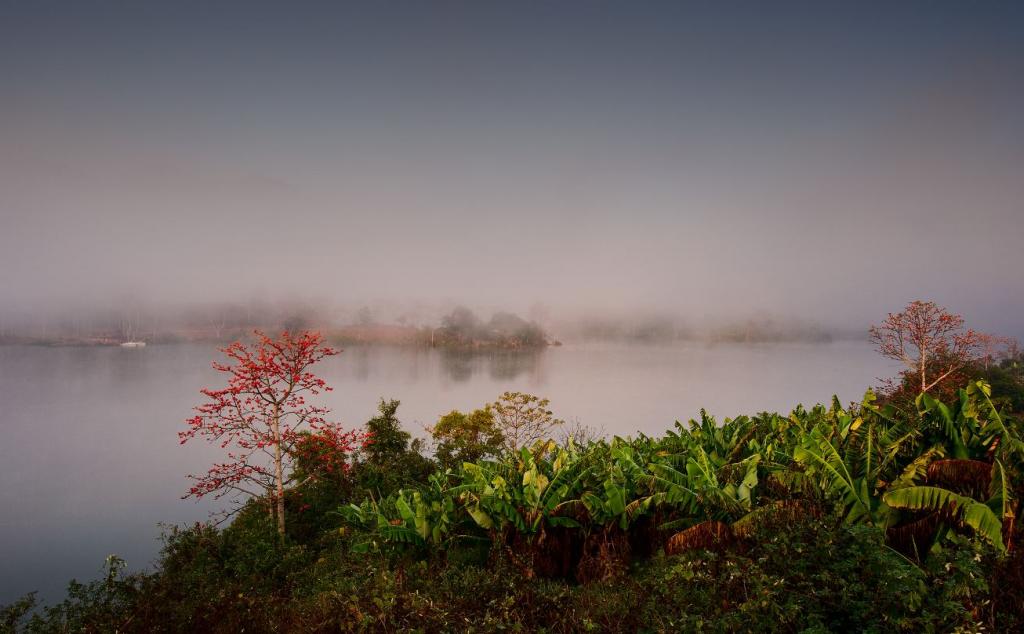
977;333;1018;370
869;300;983;395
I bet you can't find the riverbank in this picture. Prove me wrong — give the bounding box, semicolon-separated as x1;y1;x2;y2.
6;372;1023;632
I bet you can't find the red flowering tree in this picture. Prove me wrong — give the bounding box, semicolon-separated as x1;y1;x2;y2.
869;301;982;395
977;332;1018;369
180;330;362;536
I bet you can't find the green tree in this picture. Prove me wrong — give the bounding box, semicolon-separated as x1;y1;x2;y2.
354;399;434;498
364;399;411;466
429;408;505;469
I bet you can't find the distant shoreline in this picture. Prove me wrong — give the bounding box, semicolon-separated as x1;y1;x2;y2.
0;326;556;350
0;332;866;349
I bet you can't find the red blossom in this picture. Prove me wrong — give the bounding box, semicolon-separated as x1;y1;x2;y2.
180;330;366;534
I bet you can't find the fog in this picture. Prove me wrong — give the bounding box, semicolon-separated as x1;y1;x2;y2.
2;2;1023;338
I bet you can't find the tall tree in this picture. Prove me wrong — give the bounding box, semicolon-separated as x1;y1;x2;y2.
180;330;361;537
363;399;411;466
869;301;981;394
353;398;434;497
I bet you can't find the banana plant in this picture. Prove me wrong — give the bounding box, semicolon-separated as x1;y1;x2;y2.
577;440;654;530
883;484;1005;552
460;442;589;536
338;471;467;552
792;420;883;525
337;379;1020;567
877;382;1016;555
970;380;1024;460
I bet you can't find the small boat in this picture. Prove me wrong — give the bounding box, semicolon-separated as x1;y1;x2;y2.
120;341;147;348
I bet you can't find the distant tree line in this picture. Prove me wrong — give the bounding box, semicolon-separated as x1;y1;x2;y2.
434;307;549;349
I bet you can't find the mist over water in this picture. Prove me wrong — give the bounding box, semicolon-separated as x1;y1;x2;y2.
2;2;1023;337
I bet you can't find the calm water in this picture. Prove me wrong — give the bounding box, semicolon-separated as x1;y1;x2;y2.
0;341;897;602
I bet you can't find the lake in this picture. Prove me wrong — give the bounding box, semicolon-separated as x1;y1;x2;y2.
0;340;897;603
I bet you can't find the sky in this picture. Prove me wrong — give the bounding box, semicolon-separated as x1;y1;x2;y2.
2;1;1023;335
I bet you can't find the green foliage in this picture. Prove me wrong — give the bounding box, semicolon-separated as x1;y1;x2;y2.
635;522;947;632
280;398;437;543
430;407;504;470
11;519;994;633
4;556;143;633
1;593;36;633
363;398;412;466
350;398;434;500
980;357;1024;414
883;486;1005;550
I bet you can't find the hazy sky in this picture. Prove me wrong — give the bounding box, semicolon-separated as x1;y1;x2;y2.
2;1;1023;334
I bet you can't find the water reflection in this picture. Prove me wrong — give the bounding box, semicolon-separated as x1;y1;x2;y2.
346;345;373;382
488;350;543;382
437;348;544;383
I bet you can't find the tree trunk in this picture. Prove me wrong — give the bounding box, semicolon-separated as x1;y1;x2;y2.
273;406;286;538
920;350;927;393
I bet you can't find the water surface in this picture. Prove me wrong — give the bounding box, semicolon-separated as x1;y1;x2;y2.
0;341;896;602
